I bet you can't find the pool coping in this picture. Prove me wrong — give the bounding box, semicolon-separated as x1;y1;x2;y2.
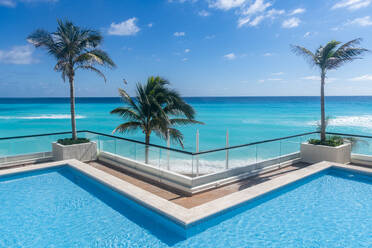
1;159;371;227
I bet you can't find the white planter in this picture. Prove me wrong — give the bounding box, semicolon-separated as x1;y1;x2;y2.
300;142;351;164
52;141;97;162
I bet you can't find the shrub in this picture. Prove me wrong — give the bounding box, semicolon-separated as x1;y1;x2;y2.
308;136;344;147
57;137;90;146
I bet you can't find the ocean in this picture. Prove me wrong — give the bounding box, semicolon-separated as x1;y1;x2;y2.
0;96;372;152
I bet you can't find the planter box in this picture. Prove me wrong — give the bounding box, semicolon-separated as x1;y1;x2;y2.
300;142;351;164
52;141;97;162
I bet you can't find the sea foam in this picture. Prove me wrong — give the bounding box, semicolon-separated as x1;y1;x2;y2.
308;115;372;129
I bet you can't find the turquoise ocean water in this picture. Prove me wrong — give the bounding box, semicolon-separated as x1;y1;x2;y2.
0;96;372;152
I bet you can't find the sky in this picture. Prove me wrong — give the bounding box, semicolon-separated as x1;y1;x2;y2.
0;0;372;97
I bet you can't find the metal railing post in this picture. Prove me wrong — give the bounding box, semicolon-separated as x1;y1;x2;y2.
167;129;170;170
279;140;282;167
225;129;229;170
196;129;199;177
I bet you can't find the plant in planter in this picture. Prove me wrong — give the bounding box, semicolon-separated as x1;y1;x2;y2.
292;39;368;164
28;20;115;161
308;135;344;147
28;20;115;141
57;138;90;145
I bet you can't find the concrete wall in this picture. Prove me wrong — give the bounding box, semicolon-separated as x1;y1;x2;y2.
98;151;300;195
351;153;372;167
0;152;53;168
301;143;351;164
53;142;97;162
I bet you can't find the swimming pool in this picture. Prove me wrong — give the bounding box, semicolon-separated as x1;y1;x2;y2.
0;164;371;247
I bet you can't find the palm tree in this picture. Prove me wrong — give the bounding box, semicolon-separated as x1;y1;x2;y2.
111;76;203;163
27;20;116;140
292;39;368;142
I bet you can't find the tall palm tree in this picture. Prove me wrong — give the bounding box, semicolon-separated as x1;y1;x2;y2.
27;20;116;140
292;39;368;142
111;76;203;163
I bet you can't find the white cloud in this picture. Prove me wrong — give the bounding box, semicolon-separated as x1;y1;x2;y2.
148;23;153;28
237;16;251;27
182;58;188;62
238;0;284;28
350;74;372;81
301;76;337;82
272;72;284;76
304;31;311;38
209;0;246;10
282;17;300;28
205;34;216;39
267;78;282;81
224;53;236;60
168;0;198;3
0;0;15;7
263;52;273;56
108;18;140;36
0;45;36;64
248;15;265;26
346;16;372;26
258;79;265;83
185;48;191;53
289;8;306;15
198;10;210;16
210;0;284;28
0;0;57;7
301;76;320;81
242;0;271;15
266;9;285;18
174;31;186;37
238;8;284;27
332;0;371;10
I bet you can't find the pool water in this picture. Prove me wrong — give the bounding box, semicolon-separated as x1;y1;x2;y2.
0;166;371;247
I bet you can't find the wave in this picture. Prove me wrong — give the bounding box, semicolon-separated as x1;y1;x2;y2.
0;114;86;120
307;115;372;129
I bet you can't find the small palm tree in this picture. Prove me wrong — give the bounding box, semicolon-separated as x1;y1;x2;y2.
28;20;116;140
292;39;368;142
111;76;203;163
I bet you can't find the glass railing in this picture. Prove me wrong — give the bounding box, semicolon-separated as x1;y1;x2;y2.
0;130;370;178
192;132;319;176
326;132;372;156
0;132;73;158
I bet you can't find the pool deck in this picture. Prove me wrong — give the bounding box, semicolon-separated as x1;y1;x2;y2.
1;159;371;227
88;160;310;208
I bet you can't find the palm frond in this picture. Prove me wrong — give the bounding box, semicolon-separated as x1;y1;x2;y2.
75;65;107;82
28;19;114;82
111;76;202;148
328;38;369;69
168;128;184;148
291;45;318;67
110;107;141;121
170;118;204;125
27;29;61;57
112;122;142;134
87;49;116;67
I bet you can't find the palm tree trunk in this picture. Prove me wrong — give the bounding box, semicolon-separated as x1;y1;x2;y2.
69;75;77;140
145;133;150;164
320;70;326;142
